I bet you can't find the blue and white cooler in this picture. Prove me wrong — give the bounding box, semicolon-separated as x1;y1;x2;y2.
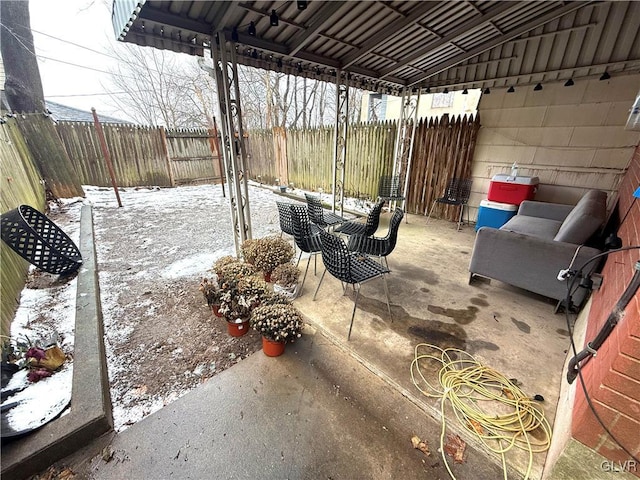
475;200;518;231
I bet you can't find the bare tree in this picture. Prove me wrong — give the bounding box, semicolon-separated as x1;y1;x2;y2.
103;42;368;131
104;44;216;128
0;0;45;112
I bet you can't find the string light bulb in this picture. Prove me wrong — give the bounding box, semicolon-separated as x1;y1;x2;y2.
507;86;515;93
270;10;279;26
483;87;491;94
534;83;543;91
564;78;574;87
600;71;610;81
297;1;307;10
462;88;468;95
248;21;256;36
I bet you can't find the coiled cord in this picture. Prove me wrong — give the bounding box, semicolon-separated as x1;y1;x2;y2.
411;343;552;480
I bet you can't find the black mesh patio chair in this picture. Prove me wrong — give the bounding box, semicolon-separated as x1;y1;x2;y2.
304;193;346;229
276;201;295;237
426;178;473;231
313;229;391;340
289;204;323;291
377;175;404;205
277;201;320;238
347;208;404;269
334;199;385;237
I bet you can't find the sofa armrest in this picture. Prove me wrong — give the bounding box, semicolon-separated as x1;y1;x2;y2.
518;201;574;221
469;227;601;301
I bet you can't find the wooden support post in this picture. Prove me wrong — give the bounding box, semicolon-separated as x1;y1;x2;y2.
91;108;122;207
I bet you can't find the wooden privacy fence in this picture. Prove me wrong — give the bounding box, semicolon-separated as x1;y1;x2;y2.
0;118;46;340
55;122;221;187
246;120;397;201
245;116;479;218
164;129;223;185
51;116;478;220
406;114;480;220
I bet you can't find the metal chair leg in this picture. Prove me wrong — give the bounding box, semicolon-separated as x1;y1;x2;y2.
347;285;360;340
457;204;464;231
296;250;303;267
313;268;327;301
382;273;392;321
426;201;437;224
301;255;312;290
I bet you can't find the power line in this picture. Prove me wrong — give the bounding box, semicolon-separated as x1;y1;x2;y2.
31;28;118;61
3;20;199;82
47;92;130;98
36;54;140;81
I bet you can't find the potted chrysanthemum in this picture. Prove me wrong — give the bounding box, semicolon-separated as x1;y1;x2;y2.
250;303;304;356
199;277;224;317
271;262;301;300
241;239;260;265
252;236;295;282
219;274;268;337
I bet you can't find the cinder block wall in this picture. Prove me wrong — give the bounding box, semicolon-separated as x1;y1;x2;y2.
471;74;640;219
572;146;640;472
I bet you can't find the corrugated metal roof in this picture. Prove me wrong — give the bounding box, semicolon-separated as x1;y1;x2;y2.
111;0;640;94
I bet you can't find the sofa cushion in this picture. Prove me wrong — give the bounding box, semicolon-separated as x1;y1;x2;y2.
554;190;606;244
500;215;563;239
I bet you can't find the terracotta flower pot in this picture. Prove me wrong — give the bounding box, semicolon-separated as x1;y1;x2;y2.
212;304;223;317
227;318;249;337
262;336;285;357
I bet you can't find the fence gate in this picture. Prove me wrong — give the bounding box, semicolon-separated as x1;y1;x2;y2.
164;129;222;185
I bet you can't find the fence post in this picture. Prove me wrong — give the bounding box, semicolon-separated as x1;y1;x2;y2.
159;127;176;187
91;108;122;207
208;119;225;197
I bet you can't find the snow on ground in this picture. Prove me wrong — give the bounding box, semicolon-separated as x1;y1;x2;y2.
2;198;83;435
4;182;372;433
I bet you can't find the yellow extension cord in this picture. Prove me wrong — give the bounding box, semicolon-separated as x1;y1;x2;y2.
410;343;552;480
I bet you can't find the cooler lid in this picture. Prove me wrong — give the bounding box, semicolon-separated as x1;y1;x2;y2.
480;199;518;211
491;174;539;185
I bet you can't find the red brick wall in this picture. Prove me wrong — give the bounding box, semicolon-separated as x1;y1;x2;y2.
572;145;640;473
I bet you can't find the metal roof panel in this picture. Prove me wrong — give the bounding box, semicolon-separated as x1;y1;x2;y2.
112;0;640;93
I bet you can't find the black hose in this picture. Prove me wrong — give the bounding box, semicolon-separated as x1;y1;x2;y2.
567;261;640;384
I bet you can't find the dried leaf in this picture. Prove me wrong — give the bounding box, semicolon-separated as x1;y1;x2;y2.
502;388;515;400
468;419;484;435
444;434;466;464
56;468;76;480
411;435;430;456
101;446;115;462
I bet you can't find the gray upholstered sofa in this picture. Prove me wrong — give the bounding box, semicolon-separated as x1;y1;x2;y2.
469;189;607;306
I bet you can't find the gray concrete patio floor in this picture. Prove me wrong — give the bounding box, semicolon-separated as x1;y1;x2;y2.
292;212;569;479
67;326;507;480
59;209;568;480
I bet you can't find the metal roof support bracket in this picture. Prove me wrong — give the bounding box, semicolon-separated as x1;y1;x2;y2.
392;87;419;214
211;31;253;256
332;72;348;216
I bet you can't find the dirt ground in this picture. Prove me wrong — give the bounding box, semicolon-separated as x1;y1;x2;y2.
86;184;283;430
10;184;287;433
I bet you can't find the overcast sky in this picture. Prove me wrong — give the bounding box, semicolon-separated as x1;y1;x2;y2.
29;0;131;119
